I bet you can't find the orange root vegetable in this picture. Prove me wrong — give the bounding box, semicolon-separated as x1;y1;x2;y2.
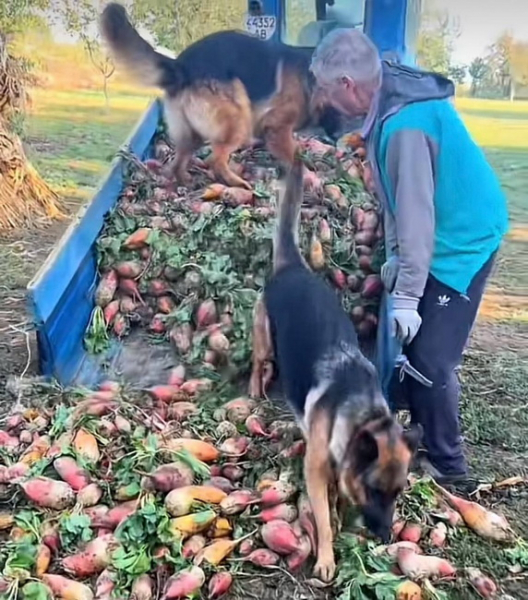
261;520;301;555
165;485;227;517
148;385;181;403
168;365;186;386
77;483;103;508
103;300;120;326
95;270;118;308
245;415;269;437
92;500;137;529
43;575;94;600
74;429;100;464
259;480;297;507
396;580;422;600
361;274;383;299
309;238;325;269
224;398;256;424
42;523;61;554
20;477;75;510
222;187;254;207
220;490;258;516
286;534;311;572
318;219;332;244
399;523;422;543
53;456;91;491
252;504;298;524
202;183;227;200
36;543;51;576
465;567;497;599
182;535;207;560
21;435;51;465
164;438;219;463
147;462;194;492
204;477;235;494
219;436;249;457
397;547;456;581
208;572;233;600
195;531;254;566
131;574;153;600
297;493;317;552
180;378;212;395
123;227;152;250
62;534;119;578
221;464;244;482
435;484;514;542
170;323;193;354
162;566;205;600
208;517;233;538
169;402;198;421
429;522;448;547
279;440;306;459
0;512;14;530
243;548;280;567
169;510;217;539
208;331;230;353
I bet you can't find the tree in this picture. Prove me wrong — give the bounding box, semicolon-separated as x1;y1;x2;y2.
130;0;245;54
510;41;528;101
448;65;467;85
468;57;489;97
483;32;515;98
56;0;115;107
416;5;460;75
0;0;50;38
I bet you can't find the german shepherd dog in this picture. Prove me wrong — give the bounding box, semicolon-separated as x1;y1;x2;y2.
253;159;422;581
100;3;341;189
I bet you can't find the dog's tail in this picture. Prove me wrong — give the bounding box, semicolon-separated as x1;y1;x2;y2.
100;3;186;91
273;158;305;273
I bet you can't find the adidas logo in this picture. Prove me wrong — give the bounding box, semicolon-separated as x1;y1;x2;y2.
437;294;451;307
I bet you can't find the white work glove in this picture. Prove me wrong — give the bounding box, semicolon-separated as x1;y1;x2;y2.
380;256;399;293
391;293;422;345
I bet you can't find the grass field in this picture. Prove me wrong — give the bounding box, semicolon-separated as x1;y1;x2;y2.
0;82;527;597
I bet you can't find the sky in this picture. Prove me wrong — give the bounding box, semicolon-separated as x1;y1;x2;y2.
433;0;528;64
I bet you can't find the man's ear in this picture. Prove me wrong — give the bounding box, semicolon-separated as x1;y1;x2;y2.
402;424;423;455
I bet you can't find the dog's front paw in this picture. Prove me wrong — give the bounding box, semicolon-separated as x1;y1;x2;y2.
313;554;336;583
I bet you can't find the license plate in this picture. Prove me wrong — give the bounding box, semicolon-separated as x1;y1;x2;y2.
245;15;277;40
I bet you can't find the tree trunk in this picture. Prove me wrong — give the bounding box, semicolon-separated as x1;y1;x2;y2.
510;80;515;102
103;76;109;111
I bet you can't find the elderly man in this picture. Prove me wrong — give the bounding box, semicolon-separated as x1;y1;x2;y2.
310;29;509;490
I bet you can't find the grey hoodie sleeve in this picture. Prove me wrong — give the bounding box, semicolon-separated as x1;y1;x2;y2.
385;129;437;303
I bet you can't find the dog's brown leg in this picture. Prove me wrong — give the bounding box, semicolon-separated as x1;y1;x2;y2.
305;407;336;582
264;125;297;166
249;296;273;398
210;141;252;190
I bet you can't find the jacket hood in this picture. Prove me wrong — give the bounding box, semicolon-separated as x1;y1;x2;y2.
378;61;455;120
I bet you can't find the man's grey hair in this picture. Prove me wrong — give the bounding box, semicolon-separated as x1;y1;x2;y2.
310;28;382;90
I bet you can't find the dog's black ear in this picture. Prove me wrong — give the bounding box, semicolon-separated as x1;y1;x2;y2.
354;428;379;472
402;424;423;455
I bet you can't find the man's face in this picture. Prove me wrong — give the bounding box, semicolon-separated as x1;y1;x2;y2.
317;76;371;118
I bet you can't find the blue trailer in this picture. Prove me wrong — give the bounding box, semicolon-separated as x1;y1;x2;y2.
27;0;422;399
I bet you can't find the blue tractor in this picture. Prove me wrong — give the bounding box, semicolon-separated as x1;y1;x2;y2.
243;0;422;66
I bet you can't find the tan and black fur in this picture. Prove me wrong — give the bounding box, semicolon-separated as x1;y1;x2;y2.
254;158;421;581
99;3;341;189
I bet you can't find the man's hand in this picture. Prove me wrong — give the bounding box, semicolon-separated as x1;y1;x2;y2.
381;256;399;293
391;293;422;345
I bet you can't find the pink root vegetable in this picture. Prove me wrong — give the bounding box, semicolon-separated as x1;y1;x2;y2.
380;541;423;557
131;574;153;600
221;464;245;482
41;523;61;554
115;261;143;279
219;436;249;457
182;535;207;560
92;501;137;530
162;566;205;600
208;331;230;354
279;440;306;459
195;300;218;329
465;567;497;599
42;575;94;600
220;490;258;516
397;548;456;581
245;415;269;437
0;431;20;450
208;572;233;599
180;378;212;395
168;402;198;421
77;483;103;508
95;270;118;308
244;548;280;567
204;477;235;494
170;323;193;354
286;534;312;571
20;477;75;510
259;480;297;507
238;539;256;556
399;523;422;543
114;415;132;434
252;504;298;524
429;522;448;547
148;385;181;403
146;461;195;492
224;398;256;424
361;274;383;299
53;456;91;491
62;534;119;578
103;300;120;326
95;569;116;599
168;365;186;386
261;520;301;555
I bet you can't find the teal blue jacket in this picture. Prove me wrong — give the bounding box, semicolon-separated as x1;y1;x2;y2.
365;63;509;298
